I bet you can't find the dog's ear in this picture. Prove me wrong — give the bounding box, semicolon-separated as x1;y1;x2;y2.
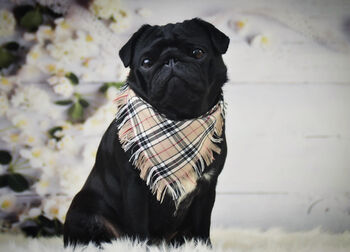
119;24;152;67
193;18;229;54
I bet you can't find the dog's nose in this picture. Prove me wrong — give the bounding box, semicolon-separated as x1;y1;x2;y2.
164;57;178;67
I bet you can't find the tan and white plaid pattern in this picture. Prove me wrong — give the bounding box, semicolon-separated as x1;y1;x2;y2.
115;86;225;203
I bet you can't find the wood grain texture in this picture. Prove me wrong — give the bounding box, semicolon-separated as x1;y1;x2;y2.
212;193;350;232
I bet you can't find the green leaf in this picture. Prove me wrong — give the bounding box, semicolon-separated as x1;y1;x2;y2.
13;5;34;23
20;8;43;32
37;215;53;227
99;83;109;93
99;82;124;93
34;215;63;237
0;175;9;188
110;82;124;89
0;47;15;69
0;150;12;165
3;42;20;51
110;15;117;23
20;219;40;238
54;99;73;105
78;98;89;108
68;102;84;122
65;72;79;85
47;126;63;140
7;173;29;192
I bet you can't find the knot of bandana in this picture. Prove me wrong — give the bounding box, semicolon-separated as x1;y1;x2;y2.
115;86;225;203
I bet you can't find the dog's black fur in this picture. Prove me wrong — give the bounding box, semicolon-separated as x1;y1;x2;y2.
63;18;229;247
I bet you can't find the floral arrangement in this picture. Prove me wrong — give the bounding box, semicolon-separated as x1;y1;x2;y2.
89;0;130;33
0;0;129;237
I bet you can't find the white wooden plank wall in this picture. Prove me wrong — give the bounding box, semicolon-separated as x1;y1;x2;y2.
124;0;350;231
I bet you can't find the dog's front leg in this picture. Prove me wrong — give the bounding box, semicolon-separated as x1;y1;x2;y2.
189;180;217;245
124;174;150;241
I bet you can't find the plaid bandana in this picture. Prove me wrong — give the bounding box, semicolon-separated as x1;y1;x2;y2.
115;86;225;203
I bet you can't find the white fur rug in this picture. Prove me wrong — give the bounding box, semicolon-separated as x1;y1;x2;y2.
1;228;350;252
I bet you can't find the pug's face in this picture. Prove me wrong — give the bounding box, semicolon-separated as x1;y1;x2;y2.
119;18;229;120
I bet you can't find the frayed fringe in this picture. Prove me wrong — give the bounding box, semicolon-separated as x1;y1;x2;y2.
115;88;226;203
118;121;133;146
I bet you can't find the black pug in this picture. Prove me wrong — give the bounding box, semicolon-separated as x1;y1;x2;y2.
64;18;229;247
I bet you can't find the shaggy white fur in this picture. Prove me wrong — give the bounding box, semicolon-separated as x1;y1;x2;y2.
0;228;349;252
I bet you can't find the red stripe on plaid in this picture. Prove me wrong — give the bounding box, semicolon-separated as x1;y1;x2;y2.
121;113;157;135
147;116;211;160
114;94;128;102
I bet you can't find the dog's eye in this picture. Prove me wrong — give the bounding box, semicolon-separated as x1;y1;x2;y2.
192;48;204;59
141;58;153;68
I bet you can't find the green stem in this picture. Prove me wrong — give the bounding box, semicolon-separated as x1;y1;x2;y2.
15;165;31;170
7;164;14;173
15;160;29;167
7;156;19;172
22;174;37;180
80;92;95;97
7;156;26;172
12;155;21;167
73;92;82;99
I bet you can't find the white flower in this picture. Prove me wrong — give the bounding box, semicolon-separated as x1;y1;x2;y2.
0;9;16;37
0;131;21;147
61;121;73;130
29;207;42;216
83;102;115;134
19;147;45;168
19;130;43;147
228;19;248;34
47;75;59;86
46;30;99;63
90;0;121;19
23;32;36;41
59;165;88;197
250;34;270;49
53;129;64;139
0;194;16;212
34;173;60;196
35;25;54;45
0;76;14;92
90;0;130;32
0;92;9;116
10;85;52;114
53;81;74;98
109;13;130;33
56;135;79;154
42;196;70;222
39;118;52;131
10;113;31;130
54;18;71;41
80;59;101;81
47;138;57;149
19;207;42;222
49;76;74;98
19;147;57;170
26;44;45;65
